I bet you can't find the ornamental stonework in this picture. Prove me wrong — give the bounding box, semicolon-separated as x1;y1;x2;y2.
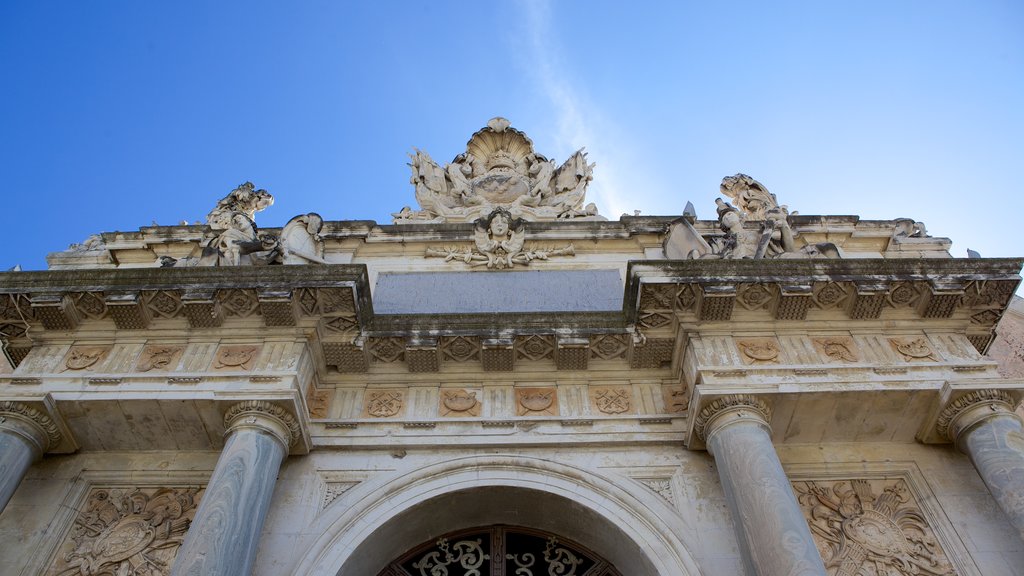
363;390;405;418
516;388;558;416
793;478;955;575
134;345;184;372
736;337;781;364
889;337;940;362
211;344;261;371
62;346;111;372
590;387;631;415
45;486;203;576
813;337;859;363
440;389;481;417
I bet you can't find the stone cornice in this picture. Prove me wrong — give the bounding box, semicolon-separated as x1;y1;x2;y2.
0;400;61;450
693;394;772;442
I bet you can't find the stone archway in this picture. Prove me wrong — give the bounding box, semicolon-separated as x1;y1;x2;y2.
292;455;703;576
380;525;624;576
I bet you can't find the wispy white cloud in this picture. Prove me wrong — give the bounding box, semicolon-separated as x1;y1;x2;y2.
518;0;639;218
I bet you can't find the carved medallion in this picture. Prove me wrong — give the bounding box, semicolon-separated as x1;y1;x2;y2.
135;345;184;372
440;389;480;417
736;338;780;364
45;486;203;576
813;337;859;363
364;390;404;418
516;387;558;416
63;346;111;371
212;345;261;371
889;337;940;362
591;387;631;415
793;478;955;575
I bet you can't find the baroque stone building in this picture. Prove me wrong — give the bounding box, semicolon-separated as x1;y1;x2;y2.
2;117;1023;575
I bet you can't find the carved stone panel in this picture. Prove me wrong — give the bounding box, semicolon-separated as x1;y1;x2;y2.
662;384;689;413
812;337;859;364
735;337;781;364
211;344;262;371
439;389;481;417
45;486;203;576
590;387;632;415
363;390;405;418
134;345;185;372
62;346;112;372
889;337;940;362
793;478;955;575
516;387;559;416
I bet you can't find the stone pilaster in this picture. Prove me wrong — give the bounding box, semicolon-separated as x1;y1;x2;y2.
172;400;300;576
0;401;61;513
696;395;827;576
939;389;1024;542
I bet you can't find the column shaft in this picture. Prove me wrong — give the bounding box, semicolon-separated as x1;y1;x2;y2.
172;402;297;576
0;429;40;512
0;402;57;515
702;400;826;576
959;412;1024;541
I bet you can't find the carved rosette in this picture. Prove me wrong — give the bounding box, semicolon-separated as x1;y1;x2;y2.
936;389;1018;444
0;400;61;453
223;400;301;449
693;395;771;442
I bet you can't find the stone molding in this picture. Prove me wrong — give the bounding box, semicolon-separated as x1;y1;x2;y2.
0;400;61;452
693;394;771;442
224;400;301;449
936;389;1019;443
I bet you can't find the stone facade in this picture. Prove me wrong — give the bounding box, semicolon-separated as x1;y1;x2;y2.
1;118;1023;575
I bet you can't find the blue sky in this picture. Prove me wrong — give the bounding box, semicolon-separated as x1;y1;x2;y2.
1;1;1022;270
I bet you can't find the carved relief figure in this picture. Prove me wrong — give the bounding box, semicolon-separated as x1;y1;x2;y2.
212;345;261;371
737;338;781;364
516;388;558;416
425;208;574;269
135;345;184;372
46;486;202;576
794;479;955;575
394;117;604;224
890;338;940;362
813;338;859;363
63;346;111;371
440;389;480;417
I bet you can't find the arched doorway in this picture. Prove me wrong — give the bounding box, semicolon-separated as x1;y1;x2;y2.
379;525;623;576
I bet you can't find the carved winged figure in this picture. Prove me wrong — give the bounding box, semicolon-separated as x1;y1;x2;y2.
719;173;780;221
474;209;525;268
550;148;595;218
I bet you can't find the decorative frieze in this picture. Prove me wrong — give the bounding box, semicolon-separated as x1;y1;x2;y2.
736;338;780;364
591;387;631;415
793;478;955;575
440;389;480;417
44;486;203;576
889;337;939;362
135;345;185;372
212;344;261;371
364;390;404;418
62;346;111;372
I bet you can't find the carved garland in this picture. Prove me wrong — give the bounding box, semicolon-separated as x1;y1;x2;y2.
693;395;771;441
223;400;301;447
0;400;62;449
935;389;1016;441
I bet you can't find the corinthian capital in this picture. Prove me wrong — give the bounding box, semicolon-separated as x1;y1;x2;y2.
693;394;772;442
223;400;301;449
0;401;62;453
936;389;1019;443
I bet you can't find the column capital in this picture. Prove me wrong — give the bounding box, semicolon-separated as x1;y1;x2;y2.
694;394;772;442
0;400;61;454
224;400;301;450
937;389;1019;445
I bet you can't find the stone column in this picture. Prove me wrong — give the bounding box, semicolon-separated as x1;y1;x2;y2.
172;401;299;576
0;401;60;514
696;395;827;576
940;389;1024;542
